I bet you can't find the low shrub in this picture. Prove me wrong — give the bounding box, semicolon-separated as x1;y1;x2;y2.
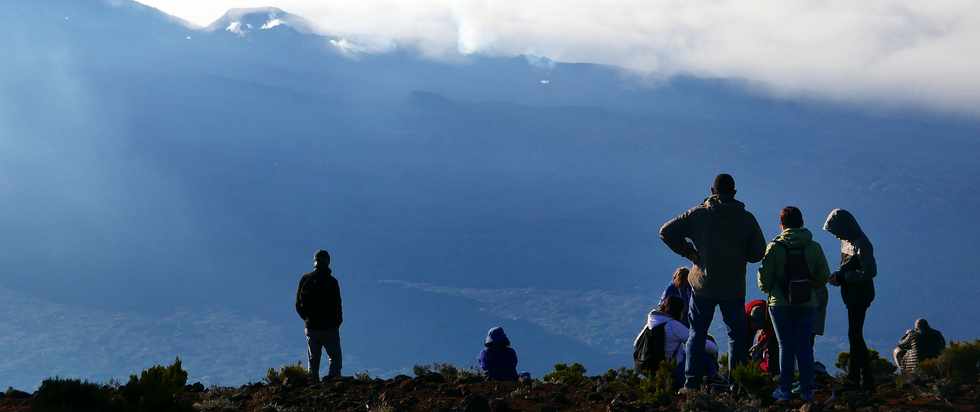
542;363;588;386
264;362;309;386
641;361;675;406
121;357;193;412
835;349;897;379
32;378;121;412
412;363;482;383
919;340;980;384
731;361;771;399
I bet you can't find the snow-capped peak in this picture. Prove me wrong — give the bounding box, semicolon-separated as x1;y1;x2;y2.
206;7;314;37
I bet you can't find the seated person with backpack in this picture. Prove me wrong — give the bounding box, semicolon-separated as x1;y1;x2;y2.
757;207;830;402
479;327;519;381
894;318;946;374
634;296;689;384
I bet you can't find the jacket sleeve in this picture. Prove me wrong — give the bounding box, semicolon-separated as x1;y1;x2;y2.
746;214;766;263
810;242;831;288
660;209;697;258
295;277;307;320
897;330;914;349
756;242;781;295
845;240;877;282
334;279;343;326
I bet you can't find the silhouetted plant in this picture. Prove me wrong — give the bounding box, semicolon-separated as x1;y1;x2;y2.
542;363;588;386
412;363;482;383
121;357;192;412
731;361;770;399
918;340;980;384
264;362;309;386
32;378;122;412
835;349;897;379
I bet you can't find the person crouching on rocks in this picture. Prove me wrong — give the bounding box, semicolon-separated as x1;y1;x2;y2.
295;249;343;381
894;318;946;374
659;267;693;327
479;327;519;381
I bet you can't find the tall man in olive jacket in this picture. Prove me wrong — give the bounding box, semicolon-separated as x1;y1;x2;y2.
296;249;343;381
660;174;766;390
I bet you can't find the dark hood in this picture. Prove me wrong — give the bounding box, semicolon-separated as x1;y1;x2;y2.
485;327;511;347
823;209;864;240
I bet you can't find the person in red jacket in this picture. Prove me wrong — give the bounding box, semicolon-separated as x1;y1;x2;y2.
745;299;779;375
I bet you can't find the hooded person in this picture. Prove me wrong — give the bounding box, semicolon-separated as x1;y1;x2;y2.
823;209;877;391
659;174;766;391
757;207;831;402
479;327;519;381
894;319;946;374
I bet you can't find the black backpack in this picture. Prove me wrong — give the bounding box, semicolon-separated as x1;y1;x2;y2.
775;240;812;304
633;323;667;373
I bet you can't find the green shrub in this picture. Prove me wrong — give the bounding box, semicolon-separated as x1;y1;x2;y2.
121;357;192;412
918;340;980;384
413;363;482;383
542;363;588;386
354;371;372;381
731;362;771;399
32;378;122;412
264;362;309;386
835;349;897;379
641;361;675;405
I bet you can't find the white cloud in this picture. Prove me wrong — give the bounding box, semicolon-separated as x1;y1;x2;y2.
135;0;980;114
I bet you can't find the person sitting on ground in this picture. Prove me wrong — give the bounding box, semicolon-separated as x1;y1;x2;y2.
659;267;693;327
479;327;519;381
824;208;878;392
894;319;946;374
745;299;779;376
757;206;830;402
634;295;689;384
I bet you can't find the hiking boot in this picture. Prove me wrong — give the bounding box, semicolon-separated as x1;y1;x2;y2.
772;388;792;402
676;387;697;396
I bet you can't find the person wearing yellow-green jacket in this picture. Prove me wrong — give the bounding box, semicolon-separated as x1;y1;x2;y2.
757;207;830;402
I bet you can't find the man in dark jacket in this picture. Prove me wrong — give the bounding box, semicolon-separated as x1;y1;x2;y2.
295;249;343;381
823;209;876;391
660;174;766;391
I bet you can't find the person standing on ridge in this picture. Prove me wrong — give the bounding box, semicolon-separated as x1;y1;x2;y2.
295;249;343;381
756;206;830;402
823;209;877;392
660;173;766;391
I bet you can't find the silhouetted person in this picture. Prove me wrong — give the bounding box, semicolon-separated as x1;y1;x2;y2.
660;173;766;391
479;327;518;381
295;249;343;381
757;206;830;402
894;319;946;374
823;209;876;391
659;267;693;327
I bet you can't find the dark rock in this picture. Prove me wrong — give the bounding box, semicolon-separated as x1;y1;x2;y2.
489;397;510;412
4;388;31;400
462;394;491;412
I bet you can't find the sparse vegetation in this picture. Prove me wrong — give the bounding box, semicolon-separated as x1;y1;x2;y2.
265;362;310;386
918;340;980;384
731;361;771;399
542;363;588;386
411;363;483;383
121;357;193;412
835;349;897;379
32;378;121;412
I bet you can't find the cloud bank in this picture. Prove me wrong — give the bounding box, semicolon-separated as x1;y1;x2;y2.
138;0;980;114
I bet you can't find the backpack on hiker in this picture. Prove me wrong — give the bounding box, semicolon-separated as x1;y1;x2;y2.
633;323;667;373
774;240;812;304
